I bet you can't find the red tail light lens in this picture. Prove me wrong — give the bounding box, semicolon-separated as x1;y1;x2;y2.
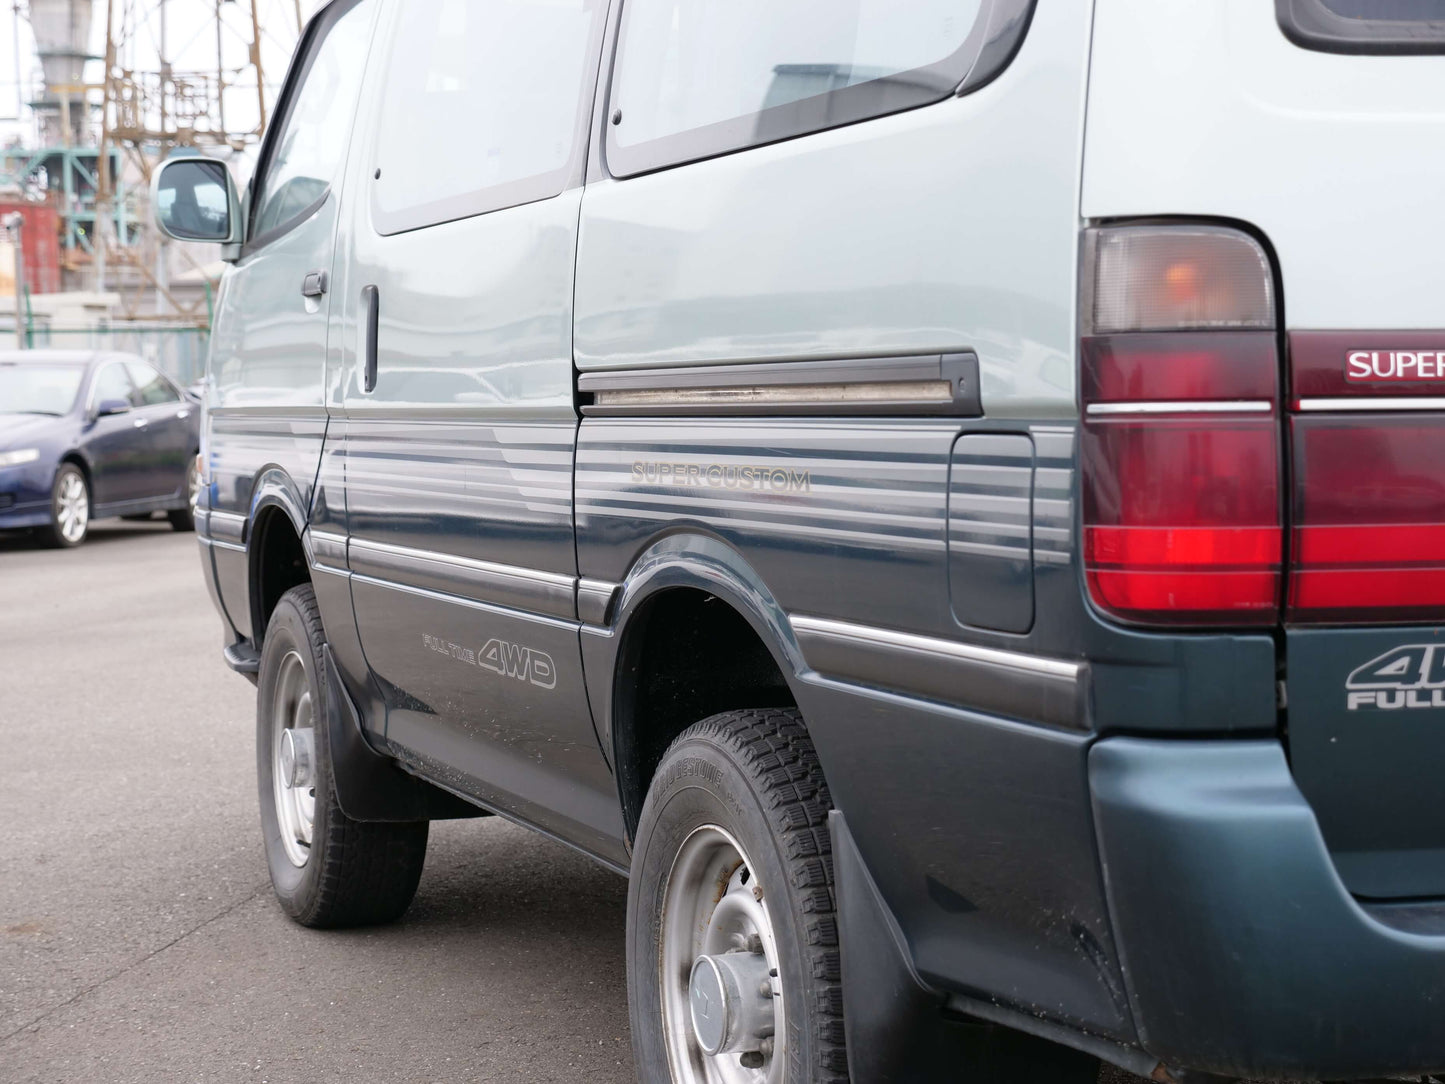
1289;416;1445;622
1080;227;1282;627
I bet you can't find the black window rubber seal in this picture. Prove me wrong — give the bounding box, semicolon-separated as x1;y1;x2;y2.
1277;0;1445;55
602;0;1037;180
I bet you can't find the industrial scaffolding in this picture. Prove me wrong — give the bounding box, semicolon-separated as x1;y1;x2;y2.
1;0;303;321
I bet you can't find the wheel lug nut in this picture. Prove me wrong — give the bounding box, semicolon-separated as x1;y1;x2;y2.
745;933;763;954
759;1037;774;1058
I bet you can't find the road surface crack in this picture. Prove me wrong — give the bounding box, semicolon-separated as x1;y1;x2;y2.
0;881;271;1045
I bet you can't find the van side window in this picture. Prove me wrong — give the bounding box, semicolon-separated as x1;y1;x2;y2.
606;0;1019;177
371;0;604;236
251;0;374;242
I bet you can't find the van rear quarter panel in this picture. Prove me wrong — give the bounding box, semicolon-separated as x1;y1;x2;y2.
574;1;1151;1039
1083;0;1445;329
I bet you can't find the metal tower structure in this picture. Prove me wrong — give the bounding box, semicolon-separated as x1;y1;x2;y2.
0;0;303;318
92;0;303;319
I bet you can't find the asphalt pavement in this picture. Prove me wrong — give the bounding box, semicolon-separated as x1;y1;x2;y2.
0;523;632;1083
0;520;1265;1084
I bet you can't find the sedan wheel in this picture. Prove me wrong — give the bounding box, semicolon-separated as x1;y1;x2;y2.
42;464;89;548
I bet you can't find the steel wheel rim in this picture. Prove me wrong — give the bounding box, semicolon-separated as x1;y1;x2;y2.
660;824;785;1084
56;472;88;543
271;650;316;868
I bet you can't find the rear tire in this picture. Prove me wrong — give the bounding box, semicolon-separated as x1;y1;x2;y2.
257;583;428;927
40;463;89;548
167;458;198;532
627;708;848;1084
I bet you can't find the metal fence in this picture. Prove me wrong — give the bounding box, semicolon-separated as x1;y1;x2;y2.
2;318;210;387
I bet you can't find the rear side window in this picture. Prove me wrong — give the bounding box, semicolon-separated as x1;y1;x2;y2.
1278;0;1445;54
371;0;605;235
605;0;1034;177
125;362;181;405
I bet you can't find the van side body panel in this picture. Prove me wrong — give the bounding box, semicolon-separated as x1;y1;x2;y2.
575;0;1142;1043
325;0;626;864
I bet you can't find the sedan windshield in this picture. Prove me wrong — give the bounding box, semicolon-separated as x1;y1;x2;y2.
0;362;85;415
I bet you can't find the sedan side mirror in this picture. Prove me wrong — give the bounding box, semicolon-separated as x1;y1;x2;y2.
152;157;242;247
95;398;131;417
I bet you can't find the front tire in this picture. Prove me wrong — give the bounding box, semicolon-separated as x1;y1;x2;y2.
257;583;428;927
628;708;848;1084
41;463;89;548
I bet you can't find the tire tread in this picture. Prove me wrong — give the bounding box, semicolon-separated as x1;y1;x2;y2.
268;584;427;929
669;708;850;1082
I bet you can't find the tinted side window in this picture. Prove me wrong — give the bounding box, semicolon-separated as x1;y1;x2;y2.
126;362;181;405
1278;0;1445;53
251;0;374;241
371;0;604;235
90;364;135;409
606;0;1024;177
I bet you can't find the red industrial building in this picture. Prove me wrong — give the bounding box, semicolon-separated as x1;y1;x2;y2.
0;201;63;295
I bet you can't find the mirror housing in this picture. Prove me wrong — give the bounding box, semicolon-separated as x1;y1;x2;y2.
95;398;131;418
152;157;243;249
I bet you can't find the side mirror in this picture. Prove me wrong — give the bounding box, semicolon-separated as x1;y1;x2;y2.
95;398;131;417
152;157;242;246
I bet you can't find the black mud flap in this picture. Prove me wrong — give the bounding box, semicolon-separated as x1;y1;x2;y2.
830;812;1106;1084
323;645;486;822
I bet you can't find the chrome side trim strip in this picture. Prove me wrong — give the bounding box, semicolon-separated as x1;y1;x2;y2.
348;537;576;620
207;538;246;554
792;616;1078;678
350;572;578;631
577;578;620;626
791;615;1084;730
579;352;981;417
1085;400;1272;416
1296;397;1445;412
307;529;348;567
208;509;246;545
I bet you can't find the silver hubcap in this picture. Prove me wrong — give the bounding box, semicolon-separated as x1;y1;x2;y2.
271;651;316;868
662;825;784;1084
55;472;88;543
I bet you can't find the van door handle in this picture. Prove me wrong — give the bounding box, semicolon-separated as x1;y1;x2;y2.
301;269;329;298
362;285;380;393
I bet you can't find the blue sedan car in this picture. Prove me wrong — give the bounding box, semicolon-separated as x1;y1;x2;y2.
0;350;201;547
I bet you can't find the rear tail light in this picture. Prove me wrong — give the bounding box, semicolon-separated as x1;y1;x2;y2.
1287;334;1445;623
1080;225;1283;626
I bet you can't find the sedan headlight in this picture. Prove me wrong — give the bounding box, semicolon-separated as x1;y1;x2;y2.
0;448;40;468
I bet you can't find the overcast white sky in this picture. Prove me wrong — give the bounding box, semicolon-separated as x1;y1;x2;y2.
0;0;322;150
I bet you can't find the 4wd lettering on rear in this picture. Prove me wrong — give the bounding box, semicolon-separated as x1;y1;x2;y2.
1346;644;1445;710
479;638;557;690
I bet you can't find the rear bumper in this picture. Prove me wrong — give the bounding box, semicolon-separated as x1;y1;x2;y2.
1092;738;1445;1079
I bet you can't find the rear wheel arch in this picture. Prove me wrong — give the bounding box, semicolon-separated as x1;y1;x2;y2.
605;535;812;841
